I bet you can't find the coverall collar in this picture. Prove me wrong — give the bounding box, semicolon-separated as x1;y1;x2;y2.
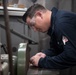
47;7;58;36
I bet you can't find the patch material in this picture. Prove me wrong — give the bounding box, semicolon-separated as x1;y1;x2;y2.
62;36;68;45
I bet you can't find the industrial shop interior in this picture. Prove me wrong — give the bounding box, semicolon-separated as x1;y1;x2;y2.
0;0;76;75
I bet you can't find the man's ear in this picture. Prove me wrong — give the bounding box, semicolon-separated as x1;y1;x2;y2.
35;11;43;19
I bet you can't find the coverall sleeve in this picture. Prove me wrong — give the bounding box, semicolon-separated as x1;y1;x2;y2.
38;41;76;69
42;48;57;57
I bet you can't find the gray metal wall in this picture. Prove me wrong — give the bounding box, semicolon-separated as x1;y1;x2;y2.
45;0;72;11
18;0;45;7
72;0;76;12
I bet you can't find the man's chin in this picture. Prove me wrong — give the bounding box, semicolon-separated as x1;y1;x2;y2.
41;31;47;33
38;29;47;33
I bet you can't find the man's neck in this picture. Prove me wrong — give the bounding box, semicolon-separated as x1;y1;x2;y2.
46;10;52;28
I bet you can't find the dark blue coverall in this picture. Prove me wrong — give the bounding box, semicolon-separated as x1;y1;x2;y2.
38;7;76;69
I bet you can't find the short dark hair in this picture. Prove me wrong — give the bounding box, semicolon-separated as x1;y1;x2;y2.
22;4;46;23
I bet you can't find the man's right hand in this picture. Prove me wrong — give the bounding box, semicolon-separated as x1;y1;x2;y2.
30;52;46;66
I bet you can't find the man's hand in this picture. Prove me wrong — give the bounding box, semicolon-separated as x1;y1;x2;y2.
30;52;46;66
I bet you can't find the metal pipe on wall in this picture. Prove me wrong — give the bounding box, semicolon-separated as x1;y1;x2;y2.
0;24;38;44
2;0;14;75
0;28;1;75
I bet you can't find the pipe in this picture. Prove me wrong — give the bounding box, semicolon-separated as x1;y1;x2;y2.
2;0;14;75
0;24;38;44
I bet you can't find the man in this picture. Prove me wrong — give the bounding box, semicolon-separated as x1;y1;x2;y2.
22;4;76;69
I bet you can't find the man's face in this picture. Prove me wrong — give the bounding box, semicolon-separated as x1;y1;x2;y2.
26;11;50;33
